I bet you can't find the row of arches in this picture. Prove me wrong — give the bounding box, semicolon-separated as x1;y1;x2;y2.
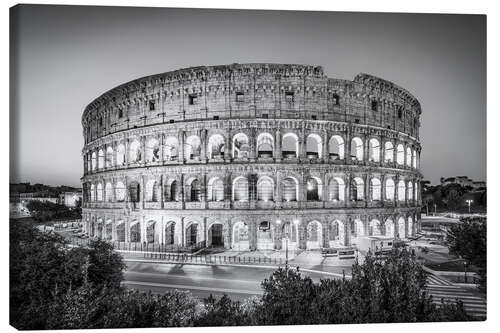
86;175;419;203
85;215;417;251
86;132;419;172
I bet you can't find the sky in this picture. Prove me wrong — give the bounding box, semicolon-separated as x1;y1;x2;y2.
10;5;486;187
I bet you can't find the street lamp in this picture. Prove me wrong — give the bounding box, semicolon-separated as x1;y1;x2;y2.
466;199;473;214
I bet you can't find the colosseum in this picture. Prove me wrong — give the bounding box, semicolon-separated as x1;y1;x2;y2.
81;63;422;253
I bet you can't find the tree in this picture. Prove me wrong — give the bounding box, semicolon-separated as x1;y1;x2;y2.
446;218;486;292
195;294;252;326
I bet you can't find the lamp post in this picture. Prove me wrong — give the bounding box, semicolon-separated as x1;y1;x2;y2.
434;203;437;215
466;199;473;214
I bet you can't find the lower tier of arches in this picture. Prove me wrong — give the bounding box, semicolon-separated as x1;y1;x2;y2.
82;208;421;251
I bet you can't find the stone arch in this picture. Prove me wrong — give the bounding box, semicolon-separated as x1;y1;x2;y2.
408;181;414;201
329;135;345;160
398;180;406;201
207;133;225;159
385;178;395;200
105;146;114;168
282;132;299;158
385;218;395;238
257;176;274;201
256;132;274;158
90;184;95;201
282;176;299;202
186;177;201;202
164;136;179;161
129;139;142;163
145;179;160;202
408;216;414;237
165;221;176;245
116;143;125;166
207;222;224;247
207;176;224;202
146;220;157;243
128;181;140;203
115;181;126;202
328;177;345;201
412;149;417;168
145;137;160;163
306;220;323;249
96;183;103;202
91;152;97;170
370;219;383;236
351;177;364;201
281;221;299;250
406;147;412;167
370;178;382;201
397;216;406;239
185;135;201;160
96;218;103;239
185;221;200;246
396;144;404;165
232;133;249;159
105;219;113;240
105;182;113;202
306;176;322;201
98;149;104;168
328;220;345;247
232;221;249;251
257;220;274;250
351;137;364;161
368;138;380;162
233;176;249;201
306;133;322;159
164;178;178;202
384;141;394;163
129;220;141;243
116;220;125;242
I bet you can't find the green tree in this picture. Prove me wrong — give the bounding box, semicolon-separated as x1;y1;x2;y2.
447;218;486;292
195;294;252;326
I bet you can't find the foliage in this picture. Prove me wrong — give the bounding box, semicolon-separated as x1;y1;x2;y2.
446;218;487;292
195;294;252;326
26;200;81;222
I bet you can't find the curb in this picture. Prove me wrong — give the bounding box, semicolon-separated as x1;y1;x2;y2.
123;258;350;278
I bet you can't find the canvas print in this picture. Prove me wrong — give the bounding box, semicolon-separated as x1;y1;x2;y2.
9;4;487;329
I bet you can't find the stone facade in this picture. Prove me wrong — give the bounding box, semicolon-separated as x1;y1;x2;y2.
81;63;423;251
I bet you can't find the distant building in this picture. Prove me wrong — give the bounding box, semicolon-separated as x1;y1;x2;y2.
59;191;82;207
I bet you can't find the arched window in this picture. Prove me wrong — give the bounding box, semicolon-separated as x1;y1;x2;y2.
232;133;249;159
233;177;249;202
146;180;160;202
329;135;345;160
208;134;225;159
257;133;274;158
130;222;141;242
106;146;114;168
306;177;322;201
385;178;395;200
145;138;160;163
282;133;298;159
188;179;201;202
385;219;394;238
384;142;394;163
129;140;142;163
116;221;125;242
165;222;176;245
96;183;103;201
306;134;322;159
115;181;125;202
116;144;125;166
91;152;97;171
164;137;179;161
90;184;95;201
351;137;364;161
406;147;412;167
105;182;113;202
351;177;364;201
396;144;404;165
185;136;201;160
165;179;178;202
370;219;382;236
208;177;224;201
398;180;406;201
282;177;298;202
328;177;345;201
368;138;380;162
412;150;417;168
408;181;414;201
146;221;156;243
257;177;274;201
370;178;381;201
98;149;104;169
128;181;140;202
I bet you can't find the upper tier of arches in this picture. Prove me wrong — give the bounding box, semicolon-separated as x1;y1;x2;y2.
82;64;422;144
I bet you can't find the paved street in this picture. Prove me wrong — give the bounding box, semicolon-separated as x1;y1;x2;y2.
123;259;335;301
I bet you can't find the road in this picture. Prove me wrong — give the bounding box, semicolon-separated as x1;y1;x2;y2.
123;260;332;301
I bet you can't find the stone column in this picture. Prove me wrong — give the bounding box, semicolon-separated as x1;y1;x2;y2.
124;139;130;165
365;173;370;204
225;129;232;162
249;221;257;251
363;136;369;162
249;128;256;162
178;130;185;163
141;136;146;164
345;173;351;205
345;128;352;164
380;136;386;164
322;131;328;162
381;174;386;204
200;129;207;163
322;172;328;204
160;133;165;163
275;128;282;161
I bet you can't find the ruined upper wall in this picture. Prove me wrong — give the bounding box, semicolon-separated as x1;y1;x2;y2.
82;63;421;144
